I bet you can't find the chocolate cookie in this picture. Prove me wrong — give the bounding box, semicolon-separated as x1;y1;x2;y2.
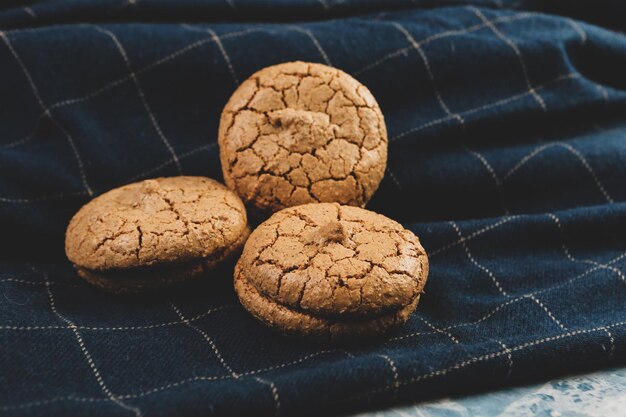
218;61;388;214
65;176;250;293
234;203;428;342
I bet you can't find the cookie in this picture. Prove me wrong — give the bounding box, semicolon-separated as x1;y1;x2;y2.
234;203;428;342
218;61;387;214
65;176;250;293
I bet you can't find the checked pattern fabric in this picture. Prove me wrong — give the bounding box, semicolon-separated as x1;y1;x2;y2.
1;1;626;416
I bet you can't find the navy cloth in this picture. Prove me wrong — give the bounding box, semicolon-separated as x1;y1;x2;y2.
1;1;626;416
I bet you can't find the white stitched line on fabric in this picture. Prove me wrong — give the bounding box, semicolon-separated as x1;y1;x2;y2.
503;143;614;203
83;305;232;331
0;33;45;108
181;24;239;85
355;47;411;75
0;324;67;330
95;26;183;174
453;213;577;333
127;142;217;183
594;123;626;137
372;11;389;20
547;213;624;283
386;168;403;190
0;278;82;288
390;22;465;126
388;296;527;343
354;13;534;76
254;377;281;417
452;219;566;329
506;0;528;8
596;84;609;104
529;252;626;302
0;31;94;196
0;308;332;410
392;72;579;142
46;118;94;195
0;124;41;149
0;305;234;331
602;327;615;360
549;212;599;264
0;191;90;203
449;220;508;296
416;316;460;344
288;25;332;66
465;146;502;186
502;142;553;180
115;350;334;400
338;349;355;358
463;145;509;215
377;354;400;398
175;292;283;417
244;350;339;376
389;251;626;344
22;7;36;18
1;27;258;151
138;27;258;74
316;0;330;10
420;321;626;380
10;324;338;411
117;376;225;400
555;143;613;203
460;72;576;117
34;267;142;417
389;20;509;210
495;340;513;379
527;294;567;330
547;212;623;357
469;7;547;111
430;215;520;257
170;302;239;377
0;143;215;203
348;320;626;401
202;27;239;85
0;395;108;412
566;18;587;43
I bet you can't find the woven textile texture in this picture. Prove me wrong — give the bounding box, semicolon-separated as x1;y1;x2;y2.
1;1;625;416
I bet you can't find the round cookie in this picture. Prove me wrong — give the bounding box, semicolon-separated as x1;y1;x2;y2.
218;61;388;214
234;203;428;342
66;176;249;293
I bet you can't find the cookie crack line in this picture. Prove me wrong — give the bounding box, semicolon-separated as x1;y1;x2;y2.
135;226;142;260
157;187;194;242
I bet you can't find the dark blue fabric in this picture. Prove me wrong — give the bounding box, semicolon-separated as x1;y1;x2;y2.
1;1;626;416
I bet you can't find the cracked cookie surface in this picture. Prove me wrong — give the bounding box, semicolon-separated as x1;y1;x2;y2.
65;176;249;291
218;61;387;214
235;203;428;341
